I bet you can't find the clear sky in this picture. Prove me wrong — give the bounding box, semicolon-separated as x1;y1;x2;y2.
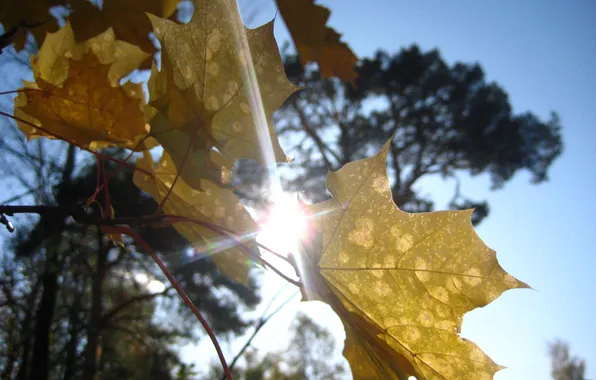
205;1;596;379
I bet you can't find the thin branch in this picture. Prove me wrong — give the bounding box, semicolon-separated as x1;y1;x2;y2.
223;289;299;379
255;242;294;266
106;324;152;348
0;89;42;96
112;225;234;380
102;287;173;324
291;100;340;168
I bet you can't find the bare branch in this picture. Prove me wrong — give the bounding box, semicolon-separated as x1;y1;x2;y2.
291;99;341;168
102;287;173;324
223;288;299;379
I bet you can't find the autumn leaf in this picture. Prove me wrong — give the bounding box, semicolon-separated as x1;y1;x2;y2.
147;108;233;190
276;0;358;84
301;139;529;379
32;22;150;87
69;0;180;55
146;0;298;180
133;151;258;285
15;52;149;150
0;0;64;50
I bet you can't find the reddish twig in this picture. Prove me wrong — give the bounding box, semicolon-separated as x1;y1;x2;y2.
110;225;234;380
85;156;104;207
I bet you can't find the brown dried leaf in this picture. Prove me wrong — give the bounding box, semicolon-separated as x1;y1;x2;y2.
276;0;358;83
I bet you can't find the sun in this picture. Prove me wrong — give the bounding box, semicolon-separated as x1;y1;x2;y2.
256;193;309;257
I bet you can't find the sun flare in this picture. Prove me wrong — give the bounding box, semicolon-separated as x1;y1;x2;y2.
257;193;309;257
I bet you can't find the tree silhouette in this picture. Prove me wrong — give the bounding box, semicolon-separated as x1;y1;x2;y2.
548;340;586;380
260;45;563;224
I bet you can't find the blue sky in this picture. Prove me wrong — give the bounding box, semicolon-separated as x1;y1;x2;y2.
218;1;596;379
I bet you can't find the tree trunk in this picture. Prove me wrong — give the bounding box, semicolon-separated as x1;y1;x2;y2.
81;227;107;380
27;145;76;380
15;276;42;380
338;123;353;165
63;275;83;380
27;250;60;380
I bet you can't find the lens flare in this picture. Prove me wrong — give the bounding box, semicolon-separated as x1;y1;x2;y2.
257;193;309;256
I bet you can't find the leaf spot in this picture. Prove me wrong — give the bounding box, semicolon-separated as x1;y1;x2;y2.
232;122;242;132
383;255;396;267
405;326;421;342
214;206;225;219
208;95;219;109
372;174;389;194
433;286;450;303
240;102;250;113
415;258;430;282
348;217;374;248
464;268;482;287
207;62;219;76
375;281;391;296
418;310;435;327
390;226;414;252
206;30;221;59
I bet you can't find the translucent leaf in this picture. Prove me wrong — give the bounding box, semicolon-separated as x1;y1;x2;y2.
133;151;258;285
33;22;150;87
146;0;298;188
15;52;149;150
302;139;529;379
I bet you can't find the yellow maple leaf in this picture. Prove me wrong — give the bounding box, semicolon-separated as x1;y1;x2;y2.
146;0;298;176
0;0;64;50
32;22;150;87
69;0;180;55
133;151;258;285
301;139;529;379
276;0;358;84
147;108;233;190
15;52;149;150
